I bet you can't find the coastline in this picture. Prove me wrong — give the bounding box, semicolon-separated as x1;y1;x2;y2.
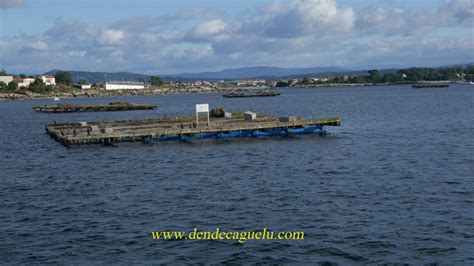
0;80;462;101
0;86;258;101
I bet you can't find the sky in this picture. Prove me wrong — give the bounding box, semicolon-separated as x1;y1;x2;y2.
0;0;473;74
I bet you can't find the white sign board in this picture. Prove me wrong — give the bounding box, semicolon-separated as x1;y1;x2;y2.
196;104;209;113
195;104;210;126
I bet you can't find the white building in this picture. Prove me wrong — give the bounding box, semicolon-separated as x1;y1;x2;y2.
74;84;92;89
17;78;35;88
81;84;92;89
41;75;56;85
0;76;13;85
105;82;145;90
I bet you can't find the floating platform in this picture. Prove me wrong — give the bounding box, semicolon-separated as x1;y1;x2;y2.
412;84;449;88
33;102;156;113
223;91;281;98
44;113;341;147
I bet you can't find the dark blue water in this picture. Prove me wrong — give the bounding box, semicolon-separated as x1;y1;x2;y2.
1;85;473;264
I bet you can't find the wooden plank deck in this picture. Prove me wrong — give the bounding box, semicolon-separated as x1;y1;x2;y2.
45;114;341;146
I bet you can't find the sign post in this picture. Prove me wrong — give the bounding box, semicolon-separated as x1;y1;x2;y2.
195;104;210;126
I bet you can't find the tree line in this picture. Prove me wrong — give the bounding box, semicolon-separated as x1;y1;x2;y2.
329;65;474;84
276;65;474;87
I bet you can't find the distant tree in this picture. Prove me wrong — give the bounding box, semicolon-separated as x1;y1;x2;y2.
150;76;164;86
29;78;45;91
79;79;86;85
467;64;474;74
302;77;311;85
382;73;401;83
348;75;366;83
0;81;6;90
466;64;474;81
275;80;289;87
0;69;7;76
399;68;424;81
19;74;27;78
29;78;52;93
367;69;381;83
55;71;73;86
440;68;457;80
7;81;18;91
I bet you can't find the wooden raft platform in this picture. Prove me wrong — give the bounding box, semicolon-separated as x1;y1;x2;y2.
45;113;341;147
412;83;449;88
223;91;281;98
33;101;156;113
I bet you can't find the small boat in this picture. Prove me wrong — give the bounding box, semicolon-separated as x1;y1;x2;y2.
412;84;449;88
223;90;281;98
54;97;60;101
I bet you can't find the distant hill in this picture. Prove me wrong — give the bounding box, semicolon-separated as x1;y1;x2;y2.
440;62;474;68
37;62;474;83
162;66;350;80
44;69;151;84
44;66;352;83
46;64;467;83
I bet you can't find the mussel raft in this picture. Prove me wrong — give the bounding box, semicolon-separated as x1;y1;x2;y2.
44;112;341;147
33;102;156;113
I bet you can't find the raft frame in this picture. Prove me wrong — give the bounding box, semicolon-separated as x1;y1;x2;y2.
45;114;341;147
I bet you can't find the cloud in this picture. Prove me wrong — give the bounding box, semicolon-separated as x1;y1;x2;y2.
0;0;24;9
356;7;436;36
345;36;474;68
96;29;125;46
356;0;474;36
241;0;356;38
164;44;214;62
45;18;100;44
109;8;222;33
438;0;474;25
20;40;48;53
193;20;227;37
294;0;356;32
1;0;473;74
185;19;233;43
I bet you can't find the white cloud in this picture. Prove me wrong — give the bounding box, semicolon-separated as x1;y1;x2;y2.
20;40;48;53
185;19;234;43
193;20;227;37
251;0;356;38
96;29;125;46
68;50;86;57
295;0;355;32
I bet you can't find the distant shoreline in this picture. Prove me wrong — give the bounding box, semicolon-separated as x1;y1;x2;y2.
0;86;254;101
0;81;464;101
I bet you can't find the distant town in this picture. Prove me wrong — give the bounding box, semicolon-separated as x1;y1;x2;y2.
0;64;472;100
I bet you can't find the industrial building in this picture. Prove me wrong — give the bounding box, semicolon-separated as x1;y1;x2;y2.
105;82;145;90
